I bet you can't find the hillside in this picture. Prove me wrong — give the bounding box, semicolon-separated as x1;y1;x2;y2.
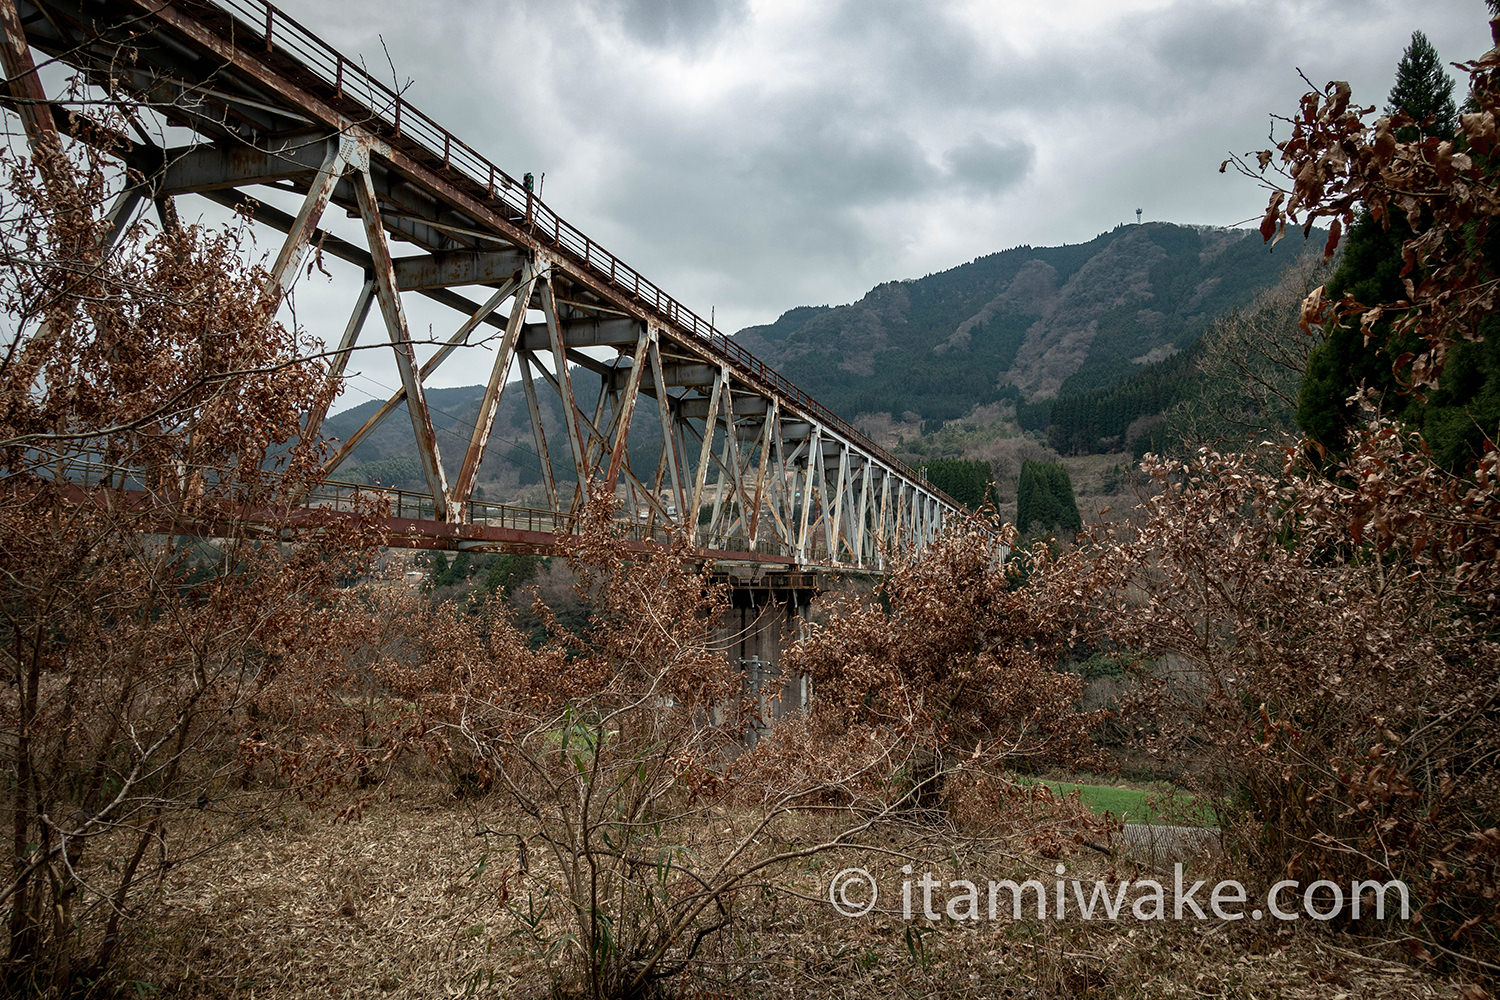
322;371;663;498
322;384;567;497
734;222;1321;431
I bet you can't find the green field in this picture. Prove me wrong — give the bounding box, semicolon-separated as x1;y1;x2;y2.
1039;780;1214;827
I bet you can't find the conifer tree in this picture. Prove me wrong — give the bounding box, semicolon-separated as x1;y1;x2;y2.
1016;460;1082;536
1298;29;1499;468
924;458;997;510
1386;30;1457;140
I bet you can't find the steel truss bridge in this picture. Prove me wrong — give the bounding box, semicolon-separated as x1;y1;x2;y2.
3;0;962;573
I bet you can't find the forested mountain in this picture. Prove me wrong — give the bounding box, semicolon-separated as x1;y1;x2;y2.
734;222;1321;432
1040;253;1331;457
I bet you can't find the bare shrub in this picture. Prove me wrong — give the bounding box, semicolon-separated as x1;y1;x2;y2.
0;113;382;992
782;513;1105;807
1076;423;1499;969
388;500;1108;999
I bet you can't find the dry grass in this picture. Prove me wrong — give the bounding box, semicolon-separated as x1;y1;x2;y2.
114;779;1478;999
121;782;540;998
1059;450;1138;525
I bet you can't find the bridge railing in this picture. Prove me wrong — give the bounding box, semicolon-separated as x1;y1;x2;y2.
198;0;960;515
47;455;770;552
297;480;774;553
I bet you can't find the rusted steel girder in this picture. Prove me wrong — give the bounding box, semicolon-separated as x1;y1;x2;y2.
455;262;539;504
354;165;453;519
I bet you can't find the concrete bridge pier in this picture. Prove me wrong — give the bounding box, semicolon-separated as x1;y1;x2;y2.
715;568;820;742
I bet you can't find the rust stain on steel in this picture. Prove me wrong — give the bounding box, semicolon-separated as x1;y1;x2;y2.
0;0;63;162
265;141;345;297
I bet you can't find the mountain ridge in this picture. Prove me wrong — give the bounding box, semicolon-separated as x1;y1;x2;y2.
733;221;1321;429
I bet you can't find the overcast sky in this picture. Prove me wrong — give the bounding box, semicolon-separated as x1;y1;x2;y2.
250;0;1489;409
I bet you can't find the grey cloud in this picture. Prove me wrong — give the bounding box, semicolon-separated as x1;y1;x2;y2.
614;0;749;49
266;0;1485;346
514;0;750;52
570;93;942;325
826;0;994;103
596;106;929;268
1141;4;1276;81
758;109;931;205
942;135;1033;194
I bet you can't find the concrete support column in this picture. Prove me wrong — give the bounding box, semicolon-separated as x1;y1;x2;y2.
717;574;819;743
